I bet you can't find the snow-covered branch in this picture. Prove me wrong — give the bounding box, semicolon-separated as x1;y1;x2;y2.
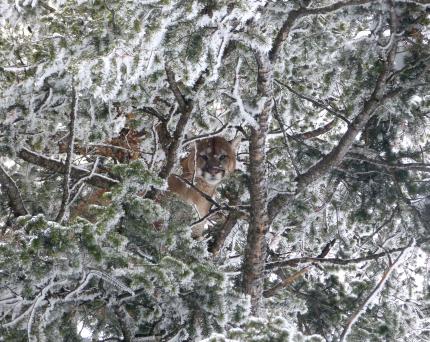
346;153;430;173
339;243;414;341
157;65;194;180
269;0;374;61
266;242;422;270
263;239;336;297
274;79;350;125
0;164;28;217
17;148;119;188
295;40;399;190
56;88;77;223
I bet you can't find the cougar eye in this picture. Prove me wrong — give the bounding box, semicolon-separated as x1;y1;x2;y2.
219;154;227;161
199;154;208;161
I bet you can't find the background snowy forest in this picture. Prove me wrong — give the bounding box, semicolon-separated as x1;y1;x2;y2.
1;0;430;341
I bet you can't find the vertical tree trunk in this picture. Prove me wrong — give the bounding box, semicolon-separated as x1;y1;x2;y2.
242;52;273;315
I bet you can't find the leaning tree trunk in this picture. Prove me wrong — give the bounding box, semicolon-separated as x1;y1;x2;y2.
242;52;273;315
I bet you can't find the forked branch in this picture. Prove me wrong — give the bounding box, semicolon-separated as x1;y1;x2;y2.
268;36;399;222
158;65;194;179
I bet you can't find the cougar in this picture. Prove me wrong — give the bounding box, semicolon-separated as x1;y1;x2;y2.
167;136;240;237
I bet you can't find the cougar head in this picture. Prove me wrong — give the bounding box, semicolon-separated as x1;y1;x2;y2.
186;136;240;186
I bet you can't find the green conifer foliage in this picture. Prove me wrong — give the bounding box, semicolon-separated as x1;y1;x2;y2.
1;0;429;340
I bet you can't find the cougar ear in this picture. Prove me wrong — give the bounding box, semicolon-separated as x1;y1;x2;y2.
229;136;242;150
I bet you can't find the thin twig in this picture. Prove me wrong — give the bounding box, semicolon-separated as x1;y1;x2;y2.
272;97;300;176
56;88;77;223
182;123;229;147
346;154;430;172
190;206;228;227
265;241;422;270
270;119;337;140
66;158;100;209
339;243;412;341
171;174;221;209
263;239;336;297
275;79;350;125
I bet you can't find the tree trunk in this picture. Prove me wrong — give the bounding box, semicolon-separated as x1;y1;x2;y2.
242;52;273;315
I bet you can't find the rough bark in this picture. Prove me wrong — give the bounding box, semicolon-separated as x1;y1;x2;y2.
0;164;28;217
241;52;273;314
208;209;242;255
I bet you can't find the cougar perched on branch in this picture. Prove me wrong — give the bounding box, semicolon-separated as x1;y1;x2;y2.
167;136;240;237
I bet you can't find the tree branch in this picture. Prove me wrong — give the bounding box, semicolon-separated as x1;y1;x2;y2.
294;37;398;192
339;244;411;341
242;51;273;314
272;98;300;176
274;79;350;125
265;243;416;270
140;106;167;123
304;0;375;16
164;64;188;111
263;239;335;297
171;174;221;209
269;8;305;62
158;65;193;179
292;119;337;140
17;148;119;188
346;153;430;173
208;209;245;255
264;267;310;298
56;89;77;223
182;123;229;147
269;0;374;62
0;164;28;217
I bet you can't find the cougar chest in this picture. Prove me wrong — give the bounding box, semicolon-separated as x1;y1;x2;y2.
168;136;239;216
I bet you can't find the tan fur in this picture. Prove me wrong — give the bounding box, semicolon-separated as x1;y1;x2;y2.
168;136;239;236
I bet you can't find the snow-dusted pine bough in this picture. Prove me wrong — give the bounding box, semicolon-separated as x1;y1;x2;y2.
1;0;430;341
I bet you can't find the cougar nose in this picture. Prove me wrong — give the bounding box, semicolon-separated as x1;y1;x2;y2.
208;166;222;176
